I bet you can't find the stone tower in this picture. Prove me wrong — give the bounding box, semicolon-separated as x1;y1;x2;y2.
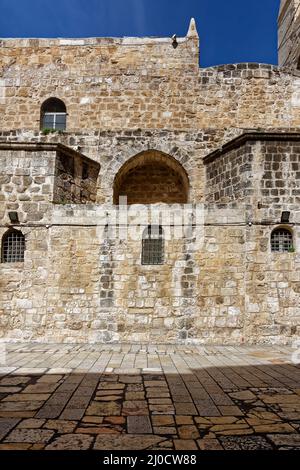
278;0;300;68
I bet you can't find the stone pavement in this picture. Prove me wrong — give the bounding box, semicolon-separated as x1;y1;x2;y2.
0;343;300;450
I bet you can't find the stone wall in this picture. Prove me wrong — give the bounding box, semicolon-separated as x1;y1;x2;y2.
1;204;298;344
54;151;100;204
1;37;300;133
0;18;299;345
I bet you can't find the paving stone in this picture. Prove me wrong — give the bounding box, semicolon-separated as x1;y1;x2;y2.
104;416;126;425
46;434;93;450
153;426;177;435
44;419;77;433
119;376;142;384
197;403;220;417
218;406;244;416
261;394;300;404
95;395;122;402
197;438;223;450
127;384;144;392
173;439;198;450
146;391;170;398
144;381;168;388
0;411;35;419
174;403;197;415
267;434;300;447
3;393;50;402
76;426;121;434
94;434;164;450
150;397;173;404
176;416;194;425
0;377;31;386
0;443;31;450
125;392;145;400
96;390;123;397
0;418;20;440
98;383;125;390
149;404;175;415
81;416;104;424
35;405;63;419
5;428;54;444
123;401;148;416
253;423;295;433
229;391;257;401
86;401;121;416
152;416;175;426
37;375;63;383
178;425;200;439
17;419;45;429
220;435;273;450
0;387;22;393
127;416;152;434
60;409;87;420
0;402;44;412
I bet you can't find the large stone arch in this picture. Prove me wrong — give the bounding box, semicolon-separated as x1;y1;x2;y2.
112;149;190;205
102;142;193;204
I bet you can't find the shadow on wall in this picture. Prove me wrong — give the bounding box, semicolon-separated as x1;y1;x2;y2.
113;150;189;205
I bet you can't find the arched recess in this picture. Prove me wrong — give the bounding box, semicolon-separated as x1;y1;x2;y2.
113;150;189;205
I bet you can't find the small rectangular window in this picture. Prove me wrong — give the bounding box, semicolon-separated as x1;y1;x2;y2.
142;225;164;265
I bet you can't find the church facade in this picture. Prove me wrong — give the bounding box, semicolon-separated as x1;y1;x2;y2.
0;1;300;344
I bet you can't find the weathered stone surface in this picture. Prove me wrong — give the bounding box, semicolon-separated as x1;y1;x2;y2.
0;14;299;346
86;401;121;416
94;435;164;450
17;419;46;429
46;434;93;450
267;434;300;447
44;419;77;433
173;439;198;450
5;428;54;444
0;418;20;440
127;416;152;434
220;436;273;450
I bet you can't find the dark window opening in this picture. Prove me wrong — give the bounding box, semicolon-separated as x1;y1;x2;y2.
142;225;164;265
41;98;67;131
82;162;89;180
271;228;293;253
1;230;25;263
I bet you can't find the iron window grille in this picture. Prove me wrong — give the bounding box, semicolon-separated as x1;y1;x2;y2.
142;225;164;265
271;228;293;253
1;230;25;263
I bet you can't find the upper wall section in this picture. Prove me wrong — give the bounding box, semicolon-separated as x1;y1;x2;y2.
1;18;300;133
0;19;199;132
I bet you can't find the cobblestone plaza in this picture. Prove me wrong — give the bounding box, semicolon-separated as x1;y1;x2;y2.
0;344;299;450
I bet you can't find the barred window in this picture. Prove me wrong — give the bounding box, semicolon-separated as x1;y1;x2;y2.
41;98;67;131
1;230;25;263
271;228;293;253
142;225;164;265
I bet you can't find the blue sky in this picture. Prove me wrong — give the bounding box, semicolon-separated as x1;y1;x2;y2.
0;0;280;67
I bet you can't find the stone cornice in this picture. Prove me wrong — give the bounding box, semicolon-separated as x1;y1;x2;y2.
0;141;100;167
203;131;300;164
